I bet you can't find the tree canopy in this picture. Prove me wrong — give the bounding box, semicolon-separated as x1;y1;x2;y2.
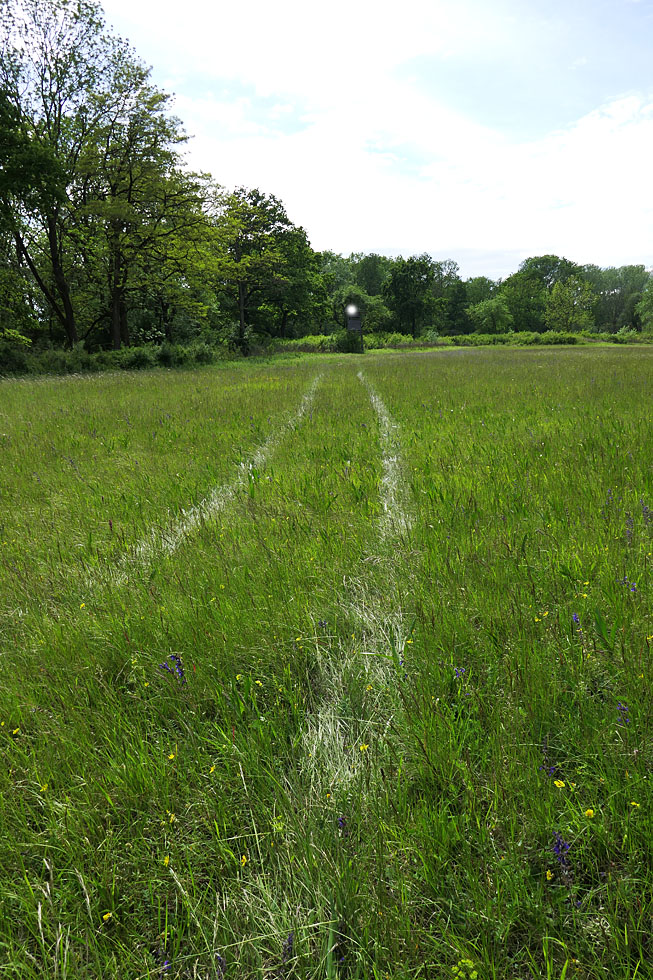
0;0;650;359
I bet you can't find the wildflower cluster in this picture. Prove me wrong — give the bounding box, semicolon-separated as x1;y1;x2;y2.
539;764;558;778
616;701;630;726
618;574;637;593
552;832;571;871
158;654;186;685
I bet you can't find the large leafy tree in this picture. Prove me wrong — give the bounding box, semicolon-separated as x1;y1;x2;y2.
635;276;653;334
1;0;202;350
383;254;435;337
0;0;134;344
544;275;596;332
500;270;547;332
0;89;60;343
581;264;649;332
465;276;496;306
518;254;579;291
468;295;513;334
256;227;330;338
212;188;310;352
352;252;393;297
73;82;207;349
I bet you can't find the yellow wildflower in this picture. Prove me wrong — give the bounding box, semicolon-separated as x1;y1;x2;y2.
554;780;565;788
210;765;216;773
546;870;553;880
80;603;85;609
164;855;169;867
102;912;112;921
359;743;369;753
240;854;248;867
630;801;640;808
585;809;594;818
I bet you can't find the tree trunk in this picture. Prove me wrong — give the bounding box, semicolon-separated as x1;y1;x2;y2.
120;296;130;347
110;244;122;349
46;215;78;345
111;283;122;350
15;229;77;346
238;281;248;354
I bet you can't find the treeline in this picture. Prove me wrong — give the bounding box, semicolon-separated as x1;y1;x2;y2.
2;0;653;367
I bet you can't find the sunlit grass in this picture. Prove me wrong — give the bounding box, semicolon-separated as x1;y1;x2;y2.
0;348;651;979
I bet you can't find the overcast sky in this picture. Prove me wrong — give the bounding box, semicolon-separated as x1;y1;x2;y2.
101;0;653;279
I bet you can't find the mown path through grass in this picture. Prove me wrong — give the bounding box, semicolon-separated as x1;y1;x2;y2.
104;373;323;588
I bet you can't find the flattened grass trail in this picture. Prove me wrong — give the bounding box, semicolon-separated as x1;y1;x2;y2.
0;348;651;980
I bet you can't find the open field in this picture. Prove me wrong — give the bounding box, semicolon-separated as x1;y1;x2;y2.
0;348;652;980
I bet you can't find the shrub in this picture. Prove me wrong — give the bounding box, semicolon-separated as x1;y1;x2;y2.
611;327;639;344
0;340;31;375
334;329;363;353
119;346;156;370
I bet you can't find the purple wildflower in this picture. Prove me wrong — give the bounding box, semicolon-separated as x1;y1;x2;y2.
158;654;186;685
552;832;570;868
617;702;630;726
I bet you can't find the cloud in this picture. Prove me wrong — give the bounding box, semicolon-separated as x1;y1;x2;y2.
102;0;653;277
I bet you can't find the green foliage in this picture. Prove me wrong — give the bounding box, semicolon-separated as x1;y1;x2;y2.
468;295;513;334
352;252;393;296
465;275;497;306
333;328;363;353
500;270;547;332
635;276;653;334
545;276;596;332
383;253;436;336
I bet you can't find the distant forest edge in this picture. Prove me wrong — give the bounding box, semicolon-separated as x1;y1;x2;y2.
2;0;653;374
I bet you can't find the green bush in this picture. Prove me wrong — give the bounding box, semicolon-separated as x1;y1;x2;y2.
611;327;640;344
0;340;31;375
334;329;363;353
118;346;156;370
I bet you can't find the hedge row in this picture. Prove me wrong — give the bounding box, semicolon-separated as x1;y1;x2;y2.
1;330;651;378
0;341;229;377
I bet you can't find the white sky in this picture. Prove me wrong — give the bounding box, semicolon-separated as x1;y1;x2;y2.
102;0;653;279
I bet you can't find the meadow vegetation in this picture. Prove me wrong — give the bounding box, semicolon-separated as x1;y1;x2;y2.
0;347;651;979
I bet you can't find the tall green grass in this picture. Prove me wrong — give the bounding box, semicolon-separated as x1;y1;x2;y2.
0;348;651;979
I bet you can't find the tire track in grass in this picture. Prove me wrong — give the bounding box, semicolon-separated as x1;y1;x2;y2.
97;374;322;588
356;370;412;540
299;369;413;798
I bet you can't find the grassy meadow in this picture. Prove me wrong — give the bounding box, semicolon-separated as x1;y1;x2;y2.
0;348;651;979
